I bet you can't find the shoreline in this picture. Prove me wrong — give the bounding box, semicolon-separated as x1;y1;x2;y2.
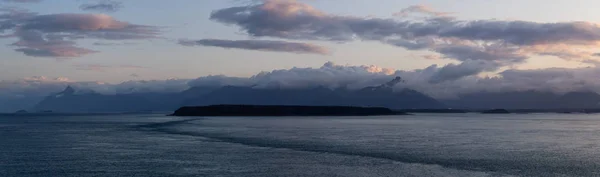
171;105;407;117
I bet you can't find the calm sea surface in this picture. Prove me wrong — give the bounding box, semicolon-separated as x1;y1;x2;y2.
2;113;600;177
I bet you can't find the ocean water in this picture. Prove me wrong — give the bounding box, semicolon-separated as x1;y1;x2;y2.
1;114;600;177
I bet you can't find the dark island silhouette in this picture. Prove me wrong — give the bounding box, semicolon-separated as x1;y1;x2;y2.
481;109;511;114
399;109;468;113
171;105;406;117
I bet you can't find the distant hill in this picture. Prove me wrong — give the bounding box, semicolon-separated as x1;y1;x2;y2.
184;86;444;109
180;76;444;109
33;77;446;113
0;97;44;113
31;82;600;113
443;91;600;109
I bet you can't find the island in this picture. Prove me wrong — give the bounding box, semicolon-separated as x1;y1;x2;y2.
399;109;468;113
170;105;405;117
481;109;511;114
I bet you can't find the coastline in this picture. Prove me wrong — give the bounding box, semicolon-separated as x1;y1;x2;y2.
170;105;407;117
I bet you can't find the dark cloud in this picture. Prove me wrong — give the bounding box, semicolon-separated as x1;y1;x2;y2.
179;39;330;55
0;7;34;33
15;47;96;57
428;60;499;83
11;30;97;57
435;21;600;46
387;38;435;50
434;43;527;63
80;1;122;12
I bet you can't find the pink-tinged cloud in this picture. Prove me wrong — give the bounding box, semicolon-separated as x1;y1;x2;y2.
179;39;331;55
212;0;600;45
23;14;128;31
209;0;600;78
0;10;160;58
393;5;453;17
80;1;122;13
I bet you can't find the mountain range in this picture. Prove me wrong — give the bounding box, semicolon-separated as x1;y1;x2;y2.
33;77;445;113
445;91;600;110
27;77;600;113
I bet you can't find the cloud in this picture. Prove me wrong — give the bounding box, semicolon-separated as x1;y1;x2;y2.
113;79;191;93
12;30;98;57
4;62;600;108
187;75;254;88
0;76;190;99
0;10;160;58
434;43;527;63
0;76;97;99
0;7;34;33
20;13;158;38
393;5;453;17
188;61;399;90
15;47;96;57
186;62;600;99
209;0;600;78
80;1;122;12
422;54;441;60
179;39;331;55
428;60;499;83
387;38;435;50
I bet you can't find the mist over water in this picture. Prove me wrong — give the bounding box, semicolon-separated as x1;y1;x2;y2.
1;114;600;176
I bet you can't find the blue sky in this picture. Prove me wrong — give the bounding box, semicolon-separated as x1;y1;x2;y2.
1;0;600;83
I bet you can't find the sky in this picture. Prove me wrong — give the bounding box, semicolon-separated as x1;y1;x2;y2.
2;0;600;99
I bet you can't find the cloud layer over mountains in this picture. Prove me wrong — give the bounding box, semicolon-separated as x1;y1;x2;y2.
2;62;600;101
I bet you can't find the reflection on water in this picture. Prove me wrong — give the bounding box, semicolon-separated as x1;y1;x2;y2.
1;113;600;176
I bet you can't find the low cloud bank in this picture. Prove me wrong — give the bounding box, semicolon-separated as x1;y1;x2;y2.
2;62;600;101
